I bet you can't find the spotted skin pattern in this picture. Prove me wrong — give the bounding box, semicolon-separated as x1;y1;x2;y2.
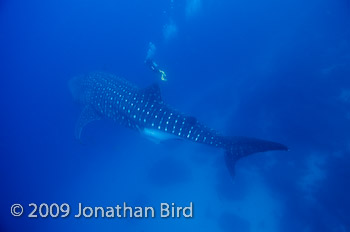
70;72;288;177
77;72;223;147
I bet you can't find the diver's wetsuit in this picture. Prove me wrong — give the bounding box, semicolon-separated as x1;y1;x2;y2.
145;58;167;81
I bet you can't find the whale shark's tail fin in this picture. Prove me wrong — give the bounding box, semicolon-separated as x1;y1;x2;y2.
224;137;288;178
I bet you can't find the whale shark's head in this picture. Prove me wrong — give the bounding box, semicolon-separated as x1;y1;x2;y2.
69;75;87;105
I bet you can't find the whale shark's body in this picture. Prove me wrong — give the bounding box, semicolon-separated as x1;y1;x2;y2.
70;72;288;177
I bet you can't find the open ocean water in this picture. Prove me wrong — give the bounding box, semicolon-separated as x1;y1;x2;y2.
1;0;350;231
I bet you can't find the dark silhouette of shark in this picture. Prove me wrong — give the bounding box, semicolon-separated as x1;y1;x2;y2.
69;72;288;177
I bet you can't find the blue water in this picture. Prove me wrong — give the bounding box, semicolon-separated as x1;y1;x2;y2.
1;0;350;231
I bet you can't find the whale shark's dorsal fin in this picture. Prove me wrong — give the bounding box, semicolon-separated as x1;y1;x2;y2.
75;106;101;140
141;83;163;103
187;116;197;126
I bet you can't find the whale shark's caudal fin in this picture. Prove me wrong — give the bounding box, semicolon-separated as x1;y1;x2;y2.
224;137;288;178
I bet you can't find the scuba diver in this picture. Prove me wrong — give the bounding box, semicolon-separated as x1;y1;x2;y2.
145;42;167;81
145;58;167;81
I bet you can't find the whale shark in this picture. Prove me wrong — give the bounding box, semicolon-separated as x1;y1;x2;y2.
69;72;288;177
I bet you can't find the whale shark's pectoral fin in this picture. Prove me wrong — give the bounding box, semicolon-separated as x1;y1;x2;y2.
141;83;163;103
139;128;182;144
75;106;101;140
